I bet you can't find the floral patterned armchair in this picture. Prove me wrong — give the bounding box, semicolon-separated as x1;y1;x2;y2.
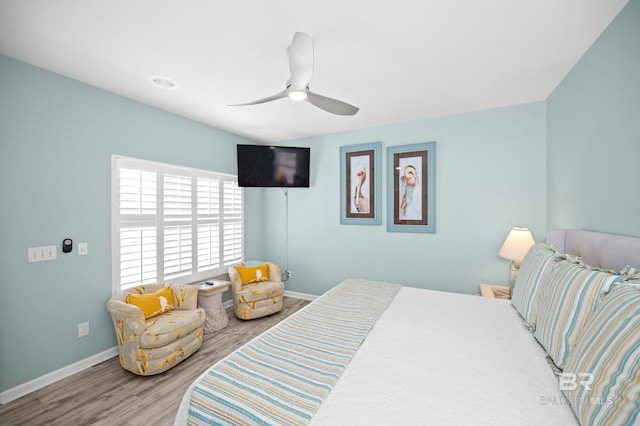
228;262;285;320
106;283;205;375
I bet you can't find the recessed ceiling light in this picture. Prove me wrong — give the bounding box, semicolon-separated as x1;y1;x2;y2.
147;75;179;90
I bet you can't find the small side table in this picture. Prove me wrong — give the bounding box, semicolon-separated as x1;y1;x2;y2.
197;280;232;333
480;283;512;300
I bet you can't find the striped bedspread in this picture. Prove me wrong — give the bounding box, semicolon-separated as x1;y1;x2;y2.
186;279;402;425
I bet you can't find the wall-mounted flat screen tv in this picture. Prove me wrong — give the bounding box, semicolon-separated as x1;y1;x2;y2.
236;144;311;188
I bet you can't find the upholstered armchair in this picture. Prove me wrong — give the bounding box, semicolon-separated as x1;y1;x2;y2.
228;262;285;320
106;283;205;375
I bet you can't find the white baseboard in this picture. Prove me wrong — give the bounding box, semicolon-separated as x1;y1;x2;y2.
2;292;315;405
284;290;318;301
0;347;118;405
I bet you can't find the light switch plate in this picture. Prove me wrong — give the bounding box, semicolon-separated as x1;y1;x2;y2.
28;246;57;262
78;242;88;256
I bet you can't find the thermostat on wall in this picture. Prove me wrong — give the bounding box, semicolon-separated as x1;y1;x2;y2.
62;238;72;253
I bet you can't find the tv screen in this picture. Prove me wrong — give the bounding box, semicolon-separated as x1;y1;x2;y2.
236;144;311;188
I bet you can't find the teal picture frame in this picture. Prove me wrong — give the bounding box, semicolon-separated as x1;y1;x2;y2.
340;142;382;225
387;142;436;233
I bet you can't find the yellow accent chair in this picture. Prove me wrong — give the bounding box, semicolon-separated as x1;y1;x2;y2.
228;262;285;320
106;283;205;375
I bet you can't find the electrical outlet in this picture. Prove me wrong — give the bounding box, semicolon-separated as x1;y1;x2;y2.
78;322;90;338
286;270;292;278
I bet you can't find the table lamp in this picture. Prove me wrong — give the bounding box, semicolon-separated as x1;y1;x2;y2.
498;227;535;288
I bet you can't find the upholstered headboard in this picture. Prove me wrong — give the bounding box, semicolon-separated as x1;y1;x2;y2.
547;228;640;271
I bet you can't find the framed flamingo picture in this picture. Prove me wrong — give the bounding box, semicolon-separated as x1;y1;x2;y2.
340;142;382;225
387;142;436;233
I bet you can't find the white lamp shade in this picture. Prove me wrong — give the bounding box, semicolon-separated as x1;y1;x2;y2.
498;227;535;261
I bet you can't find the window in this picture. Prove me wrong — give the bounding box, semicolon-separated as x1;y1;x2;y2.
112;156;243;292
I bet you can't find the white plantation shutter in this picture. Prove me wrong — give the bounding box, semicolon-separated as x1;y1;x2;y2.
118;167;158;287
197;176;221;272
164;173;192;219
223;179;243;263
163;173;193;280
164;225;193;279
119;168;157;215
119;226;158;287
112;156;243;292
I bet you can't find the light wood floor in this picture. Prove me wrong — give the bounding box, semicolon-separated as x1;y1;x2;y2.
0;297;310;426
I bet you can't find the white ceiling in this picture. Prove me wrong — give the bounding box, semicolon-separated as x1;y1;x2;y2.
0;0;628;143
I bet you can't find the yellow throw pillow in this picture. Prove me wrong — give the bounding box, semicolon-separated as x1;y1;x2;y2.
126;286;173;319
236;264;270;285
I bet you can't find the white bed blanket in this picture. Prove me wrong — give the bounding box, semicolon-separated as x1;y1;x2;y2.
310;287;578;425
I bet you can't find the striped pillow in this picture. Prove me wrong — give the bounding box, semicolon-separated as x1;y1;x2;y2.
510;244;558;328
562;285;640;426
533;260;623;369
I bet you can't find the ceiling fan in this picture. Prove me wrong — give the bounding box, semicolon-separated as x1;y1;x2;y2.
230;32;359;116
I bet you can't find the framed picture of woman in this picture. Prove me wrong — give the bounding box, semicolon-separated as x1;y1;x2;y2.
387;142;436;233
340;142;382;225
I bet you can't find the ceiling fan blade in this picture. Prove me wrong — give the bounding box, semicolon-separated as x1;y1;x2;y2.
288;32;314;89
306;91;359;116
228;90;288;106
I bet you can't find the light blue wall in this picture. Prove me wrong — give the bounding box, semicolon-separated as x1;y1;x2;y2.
0;55;254;392
547;0;640;236
12;0;638;390
257;103;548;297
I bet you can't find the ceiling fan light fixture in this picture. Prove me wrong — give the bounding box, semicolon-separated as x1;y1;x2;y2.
288;90;307;101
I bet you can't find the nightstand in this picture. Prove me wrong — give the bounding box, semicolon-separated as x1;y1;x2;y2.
479;283;512;300
197;280;232;333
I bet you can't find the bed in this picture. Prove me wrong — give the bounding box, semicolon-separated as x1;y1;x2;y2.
175;229;640;425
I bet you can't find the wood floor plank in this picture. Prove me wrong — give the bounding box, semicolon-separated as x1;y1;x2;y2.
0;297;310;426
